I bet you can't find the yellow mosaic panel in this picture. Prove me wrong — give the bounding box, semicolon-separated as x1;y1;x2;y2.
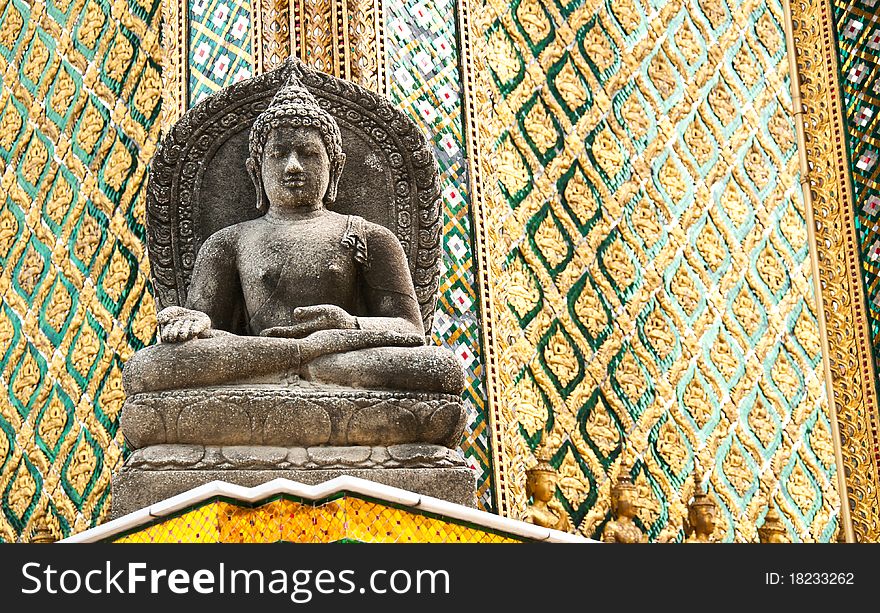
465;0;840;541
341;498;521;543
114;504;221;543
111;497;527;543
0;0;162;541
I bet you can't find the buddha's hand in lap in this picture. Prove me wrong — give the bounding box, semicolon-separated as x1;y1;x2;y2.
157;306;213;343
260;305;357;338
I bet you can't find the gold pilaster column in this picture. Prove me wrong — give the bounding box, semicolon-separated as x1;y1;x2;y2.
253;0;292;73
786;0;880;542
290;0;385;92
161;0;188;125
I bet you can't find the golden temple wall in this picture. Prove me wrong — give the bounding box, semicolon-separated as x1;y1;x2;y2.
464;0;842;541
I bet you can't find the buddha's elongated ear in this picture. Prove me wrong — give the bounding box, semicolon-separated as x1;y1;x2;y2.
324;152;346;207
246;158;268;213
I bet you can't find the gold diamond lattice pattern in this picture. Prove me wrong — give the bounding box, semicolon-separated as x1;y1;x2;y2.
111;496;527;542
0;0;162;541
470;0;840;541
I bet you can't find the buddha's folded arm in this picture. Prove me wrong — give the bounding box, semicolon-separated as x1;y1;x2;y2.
122;328;462;395
185;225;247;335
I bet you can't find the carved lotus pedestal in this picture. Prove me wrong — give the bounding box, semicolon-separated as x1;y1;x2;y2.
110;385;476;518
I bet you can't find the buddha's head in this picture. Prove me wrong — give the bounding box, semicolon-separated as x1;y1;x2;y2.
248;75;346;212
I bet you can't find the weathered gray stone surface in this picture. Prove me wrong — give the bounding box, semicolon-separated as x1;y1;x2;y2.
121;388;467;448
126;443;467;470
110;467;477;518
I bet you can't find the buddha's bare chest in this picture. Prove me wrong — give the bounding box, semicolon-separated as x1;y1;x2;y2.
236;223;357;313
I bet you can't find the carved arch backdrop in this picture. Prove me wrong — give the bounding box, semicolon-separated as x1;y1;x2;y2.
0;0;878;541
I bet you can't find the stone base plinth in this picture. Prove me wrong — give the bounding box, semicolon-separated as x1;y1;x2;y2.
122;387;466;449
110;466;477;519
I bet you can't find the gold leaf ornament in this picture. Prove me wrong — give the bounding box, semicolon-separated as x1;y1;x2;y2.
22;139;49;186
515;0;552;44
581;26;616;74
77;103;106;154
0;3;23;49
23;36;50;83
682;374;712;429
44;281;72;331
46;178;74;226
103;144;132;192
656;419;688;474
544;328;580;389
756;243;786;293
592;127;624;178
512;375;549;437
708;330;738;380
584;404;620;456
38;395;69;452
71;324;101;376
50;68;77;118
104;34;134;81
534;213;568;269
602;236;637;289
77;1;106;49
133;64;161;117
0;106;23;150
696;219;726;273
8;464;37;518
573;279;608;338
643;306;674;360
523;100;558;155
17;244;45;295
487;28;521;84
563;168;598;226
497;138;529;195
555;61;588;110
648;52;677;99
506;258;541;319
615;350;648;404
66;434;97;497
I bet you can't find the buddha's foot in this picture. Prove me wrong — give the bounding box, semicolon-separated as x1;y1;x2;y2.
123;331;463;395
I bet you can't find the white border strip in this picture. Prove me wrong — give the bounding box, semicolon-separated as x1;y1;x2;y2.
62;476;594;543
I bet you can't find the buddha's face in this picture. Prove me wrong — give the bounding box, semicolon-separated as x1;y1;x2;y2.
261;126;330;210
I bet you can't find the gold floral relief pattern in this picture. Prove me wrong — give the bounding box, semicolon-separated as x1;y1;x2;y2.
0;0;162;541
462;0;841;540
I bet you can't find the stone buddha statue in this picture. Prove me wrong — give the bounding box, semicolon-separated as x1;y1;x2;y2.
111;59;474;517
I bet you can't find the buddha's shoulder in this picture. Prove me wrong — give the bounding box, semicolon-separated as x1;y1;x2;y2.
200;220;256;252
356;216;401;245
